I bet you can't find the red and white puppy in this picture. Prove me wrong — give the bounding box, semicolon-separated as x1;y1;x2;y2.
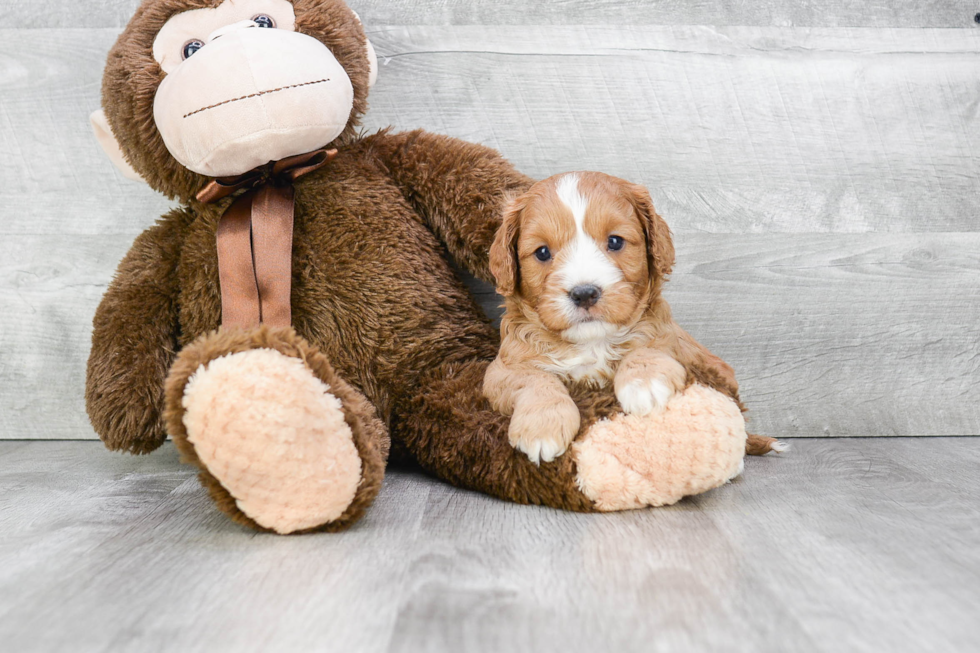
485;171;781;464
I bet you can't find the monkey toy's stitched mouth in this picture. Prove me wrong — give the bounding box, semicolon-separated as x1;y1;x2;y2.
183;78;331;118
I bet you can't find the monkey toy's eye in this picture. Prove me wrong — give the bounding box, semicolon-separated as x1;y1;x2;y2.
534;246;552;262
607;235;625;251
252;14;276;28
182;39;204;60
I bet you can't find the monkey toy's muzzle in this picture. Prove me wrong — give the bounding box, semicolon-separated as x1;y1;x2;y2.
153;23;354;177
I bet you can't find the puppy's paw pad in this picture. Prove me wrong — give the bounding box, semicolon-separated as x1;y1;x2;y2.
616;377;674;416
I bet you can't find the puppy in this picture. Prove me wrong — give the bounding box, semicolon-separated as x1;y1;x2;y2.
484;171;783;463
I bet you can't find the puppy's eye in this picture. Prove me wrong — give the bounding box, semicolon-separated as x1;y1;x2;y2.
607;235;625;251
534;246;552;262
182;39;205;60
252;14;276;28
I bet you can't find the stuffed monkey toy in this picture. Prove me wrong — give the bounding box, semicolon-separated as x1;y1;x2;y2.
88;0;752;534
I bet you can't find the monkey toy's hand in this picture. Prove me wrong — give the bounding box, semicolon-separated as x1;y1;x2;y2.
86;222;182;454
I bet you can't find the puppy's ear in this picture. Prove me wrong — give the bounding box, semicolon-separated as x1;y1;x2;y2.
627;183;674;282
489;195;526;296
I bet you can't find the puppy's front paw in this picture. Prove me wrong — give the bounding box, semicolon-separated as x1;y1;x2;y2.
509;391;581;465
616;377;675;416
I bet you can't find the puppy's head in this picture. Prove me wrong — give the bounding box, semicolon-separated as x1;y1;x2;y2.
490;172;674;335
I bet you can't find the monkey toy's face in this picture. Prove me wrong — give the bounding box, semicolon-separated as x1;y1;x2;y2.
94;0;377;198
153;0;360;176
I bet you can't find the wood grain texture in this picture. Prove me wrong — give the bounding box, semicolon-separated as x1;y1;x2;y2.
4;232;978;438
0;235;127;439
5;0;979;28
0;28;175;239
363;26;980;234
2;27;979;236
2;439;979;652
1;22;978;438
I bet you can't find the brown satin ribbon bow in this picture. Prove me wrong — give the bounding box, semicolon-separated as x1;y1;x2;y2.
196;148;336;329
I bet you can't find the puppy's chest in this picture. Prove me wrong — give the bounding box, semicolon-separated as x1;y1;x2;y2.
538;338;630;386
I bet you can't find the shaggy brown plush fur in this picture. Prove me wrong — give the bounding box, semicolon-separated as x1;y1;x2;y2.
395;361;624;511
87;0;769;531
86;215;184;454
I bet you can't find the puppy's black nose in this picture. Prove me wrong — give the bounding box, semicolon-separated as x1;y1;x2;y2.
569;285;601;308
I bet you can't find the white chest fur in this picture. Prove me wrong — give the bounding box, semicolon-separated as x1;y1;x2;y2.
538;322;635;385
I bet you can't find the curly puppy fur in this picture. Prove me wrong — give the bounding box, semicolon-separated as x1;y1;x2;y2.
487;173;780;457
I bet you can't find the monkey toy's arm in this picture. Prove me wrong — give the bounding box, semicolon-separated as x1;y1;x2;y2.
86;214;183;454
370;129;534;283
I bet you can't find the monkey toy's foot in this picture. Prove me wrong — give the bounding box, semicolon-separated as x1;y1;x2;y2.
572;384;747;511
164;327;388;534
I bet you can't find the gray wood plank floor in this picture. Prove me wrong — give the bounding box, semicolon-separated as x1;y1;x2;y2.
2;439;979;653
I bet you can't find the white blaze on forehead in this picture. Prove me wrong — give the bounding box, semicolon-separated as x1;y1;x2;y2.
554;174;622;291
556;173;588;226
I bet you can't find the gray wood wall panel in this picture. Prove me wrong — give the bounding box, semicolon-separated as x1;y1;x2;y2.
4;27;979;236
6;0;979;28
1;19;978;438
363;26;980;234
0;29;175;239
359;2;980;28
5;233;979;438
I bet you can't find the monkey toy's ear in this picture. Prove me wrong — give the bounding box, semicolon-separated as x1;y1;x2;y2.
365;33;378;87
90;109;146;183
351;11;378;87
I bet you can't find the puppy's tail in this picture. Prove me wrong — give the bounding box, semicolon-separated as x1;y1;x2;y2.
746;433;790;456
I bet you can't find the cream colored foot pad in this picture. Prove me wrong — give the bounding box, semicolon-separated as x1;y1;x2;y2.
182;348;362;533
573;384;746;511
